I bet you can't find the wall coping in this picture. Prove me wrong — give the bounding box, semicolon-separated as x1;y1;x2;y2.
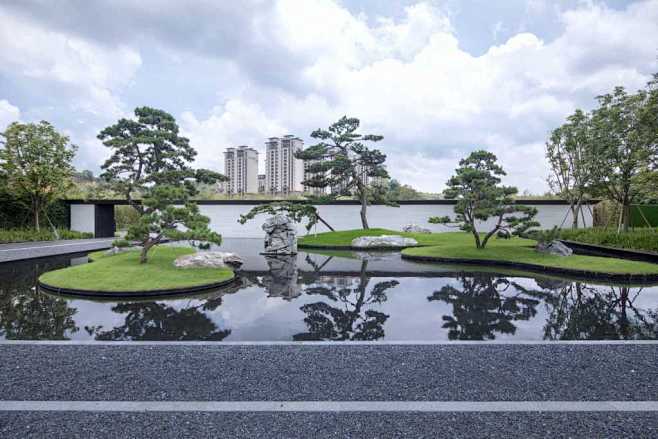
65;198;600;206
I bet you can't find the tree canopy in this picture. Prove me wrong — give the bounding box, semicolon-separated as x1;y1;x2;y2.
429;150;538;249
98;107;226;263
0;121;77;231
295;116;390;229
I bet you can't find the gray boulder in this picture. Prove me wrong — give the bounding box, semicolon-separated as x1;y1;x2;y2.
402;224;432;234
536;240;573;257
262;214;297;255
174;251;244;269
351;235;418;248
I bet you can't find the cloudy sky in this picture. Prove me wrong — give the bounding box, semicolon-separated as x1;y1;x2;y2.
0;0;657;193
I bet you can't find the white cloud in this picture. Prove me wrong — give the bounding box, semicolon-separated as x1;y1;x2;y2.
2;0;657;194
0;100;20;130
0;10;141;119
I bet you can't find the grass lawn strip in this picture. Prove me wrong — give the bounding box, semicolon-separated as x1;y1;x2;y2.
402;244;658;276
299;229;530;248
39;246;234;293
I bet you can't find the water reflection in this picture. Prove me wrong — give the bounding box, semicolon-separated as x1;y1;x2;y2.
427;275;544;340
0;257;78;340
542;284;658;340
293;260;399;341
0;251;657;341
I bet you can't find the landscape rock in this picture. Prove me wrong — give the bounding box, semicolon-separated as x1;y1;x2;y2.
262;255;301;300
535;240;573;257
351;235;418;248
402;224;432;234
262;214;297;255
104;246;133;256
174;251;244;269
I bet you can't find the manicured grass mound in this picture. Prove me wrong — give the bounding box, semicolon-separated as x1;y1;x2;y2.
299;228;532;248
39;246;234;293
402;244;658;276
557;227;658;253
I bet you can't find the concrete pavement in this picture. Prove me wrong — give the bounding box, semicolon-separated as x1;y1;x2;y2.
0;238;114;263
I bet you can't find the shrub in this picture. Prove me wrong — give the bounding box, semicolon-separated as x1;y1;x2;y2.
0;228;92;243
111;238;131;248
557;227;658;253
115;205;141;230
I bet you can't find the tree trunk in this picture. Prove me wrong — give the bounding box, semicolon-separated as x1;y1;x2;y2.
571;203;580;229
33;199;40;231
359;191;369;230
140;239;155;264
317;215;335;232
622;203;631;233
473;230;482;249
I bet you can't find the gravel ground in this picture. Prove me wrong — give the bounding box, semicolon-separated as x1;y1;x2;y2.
1;411;657;438
1;344;656;401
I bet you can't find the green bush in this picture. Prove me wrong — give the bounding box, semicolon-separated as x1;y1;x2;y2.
557;227;658;253
111;238;131;248
0;228;93;243
115;205;140;230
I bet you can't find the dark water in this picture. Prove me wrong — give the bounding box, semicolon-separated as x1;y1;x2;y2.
1;239;657;341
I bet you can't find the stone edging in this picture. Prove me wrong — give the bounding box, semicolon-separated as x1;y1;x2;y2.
298;244;423;251
400;253;658;283
38;275;238;298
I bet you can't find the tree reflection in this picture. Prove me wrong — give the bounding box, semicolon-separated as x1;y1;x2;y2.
88;285;242;341
0;258;78;340
427;275;543;340
293;260;398;341
542;283;658;340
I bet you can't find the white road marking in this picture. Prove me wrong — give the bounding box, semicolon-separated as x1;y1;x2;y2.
0;401;656;412
1;340;657;345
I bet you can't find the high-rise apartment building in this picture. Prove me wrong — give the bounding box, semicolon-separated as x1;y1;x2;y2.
265;135;305;194
224;145;259;195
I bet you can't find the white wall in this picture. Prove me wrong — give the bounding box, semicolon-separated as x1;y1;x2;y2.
70;204;95;235
200;203;593;238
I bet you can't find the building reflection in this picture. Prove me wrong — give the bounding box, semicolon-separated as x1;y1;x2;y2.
293;260;399;341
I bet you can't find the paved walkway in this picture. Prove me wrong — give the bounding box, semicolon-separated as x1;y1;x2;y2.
0;342;656;437
0;238;114;263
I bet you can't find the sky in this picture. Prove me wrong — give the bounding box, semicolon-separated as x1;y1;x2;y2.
0;0;656;194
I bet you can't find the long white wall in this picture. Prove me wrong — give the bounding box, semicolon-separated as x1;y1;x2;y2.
200;203;593;238
69;202;593;238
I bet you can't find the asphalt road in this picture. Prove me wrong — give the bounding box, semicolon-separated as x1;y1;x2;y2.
0;238;113;263
0;342;656;438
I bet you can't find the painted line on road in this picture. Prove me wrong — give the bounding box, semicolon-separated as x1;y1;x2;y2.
0;401;657;412
1;340;658;346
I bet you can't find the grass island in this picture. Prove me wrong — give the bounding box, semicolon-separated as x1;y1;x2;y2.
300;228;658;281
38;246;235;297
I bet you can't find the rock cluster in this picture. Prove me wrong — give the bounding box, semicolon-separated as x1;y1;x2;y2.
174;251;244;269
402;224;432;234
351;235;418;248
262;214;297;255
262;255;301;300
535;240;573;257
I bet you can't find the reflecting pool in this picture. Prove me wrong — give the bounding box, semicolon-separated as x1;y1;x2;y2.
1;239;657;341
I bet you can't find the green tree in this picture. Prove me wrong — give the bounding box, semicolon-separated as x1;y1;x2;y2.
545;109;594;228
429;150;538;249
238;201;335;231
98;107;225;263
589;85;658;231
295;116;390;229
0;121;77;230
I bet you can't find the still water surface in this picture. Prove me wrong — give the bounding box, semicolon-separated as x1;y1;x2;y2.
1;239;656;341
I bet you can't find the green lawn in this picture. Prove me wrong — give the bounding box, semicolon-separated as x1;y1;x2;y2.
299;228;532;248
39;246;235;293
402;244;658;275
